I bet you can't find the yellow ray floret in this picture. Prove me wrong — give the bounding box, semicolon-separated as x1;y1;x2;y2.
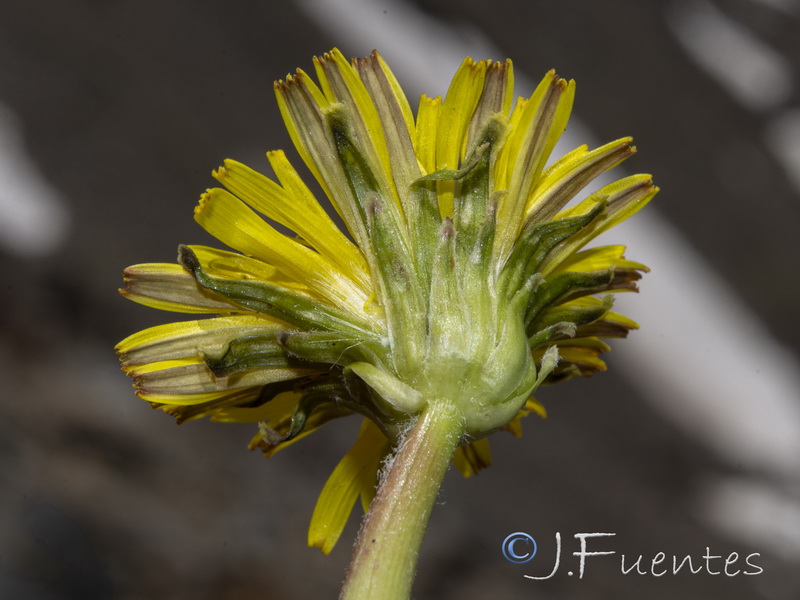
309;419;389;555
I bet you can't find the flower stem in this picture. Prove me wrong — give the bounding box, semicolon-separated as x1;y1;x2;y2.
340;400;464;600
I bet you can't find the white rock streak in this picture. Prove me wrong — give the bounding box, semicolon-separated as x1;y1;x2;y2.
0;104;70;257
666;0;793;112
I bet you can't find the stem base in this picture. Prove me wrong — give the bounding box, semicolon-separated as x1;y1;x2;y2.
340;401;464;600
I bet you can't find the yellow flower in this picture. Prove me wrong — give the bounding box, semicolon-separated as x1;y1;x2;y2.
117;49;657;555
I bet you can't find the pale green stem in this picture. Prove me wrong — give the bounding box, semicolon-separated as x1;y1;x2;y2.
340;400;465;600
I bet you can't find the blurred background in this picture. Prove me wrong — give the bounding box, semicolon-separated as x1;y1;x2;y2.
2;0;800;598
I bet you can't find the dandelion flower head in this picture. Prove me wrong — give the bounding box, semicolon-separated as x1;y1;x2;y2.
117;49;657;553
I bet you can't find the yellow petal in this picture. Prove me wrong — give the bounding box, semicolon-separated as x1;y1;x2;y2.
504;398;547;437
357;51;416;149
212;391;300;423
437;57;487;169
414;94;441;175
492;95;529;190
314;49;398;212
562;297;640;338
542;175;658;273
116;314;286;367
274;68;332;194
212;156;368;287
154;386;265;423
554;346;608;372
308;419;389;554
553;244;649;275
535;143;589;183
602;311;640;331
276;70;403;260
495;71;575;262
275;70;369;246
452;438;492;478
119;263;241;314
188;245;310;294
194;188;368;314
554;336;611;353
147;388;262;407
354;51;422;217
466;59;514;153
266;150;370;286
435;58;487;216
526;137;635;223
128;356;310;399
525;398;547;418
